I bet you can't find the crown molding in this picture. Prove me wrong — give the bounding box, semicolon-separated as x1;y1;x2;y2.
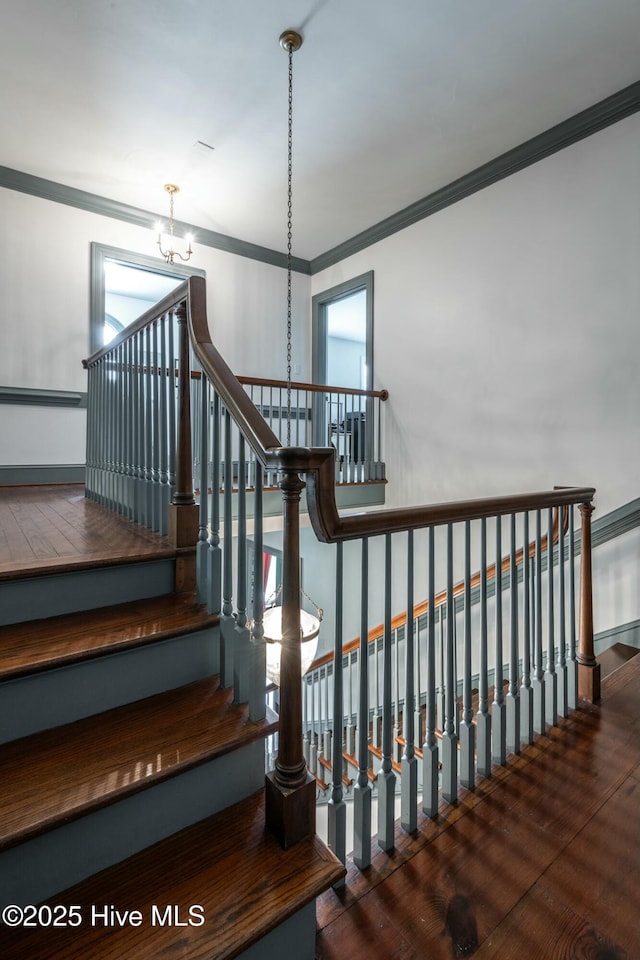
309;80;640;274
0;165;311;275
2;81;638;278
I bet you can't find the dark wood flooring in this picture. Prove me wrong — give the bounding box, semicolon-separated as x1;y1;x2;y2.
316;654;640;960
0;484;173;580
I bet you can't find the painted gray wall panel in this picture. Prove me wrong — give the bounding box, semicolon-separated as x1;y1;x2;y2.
0;464;85;485
0;386;87;407
595;618;640;651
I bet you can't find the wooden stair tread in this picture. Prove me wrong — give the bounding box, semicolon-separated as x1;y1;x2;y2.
0;593;218;681
598;641;640;679
367;743;402;775
0;677;277;850
342;751;377;781
0;790;345;960
316;754;352;787
394;735;424;760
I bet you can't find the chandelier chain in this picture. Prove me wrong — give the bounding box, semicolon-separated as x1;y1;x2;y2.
286;40;293;446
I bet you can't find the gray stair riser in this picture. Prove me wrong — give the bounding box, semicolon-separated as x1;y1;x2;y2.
0;559;175;626
0;739;265;908
237;902;316;960
0;626;220;743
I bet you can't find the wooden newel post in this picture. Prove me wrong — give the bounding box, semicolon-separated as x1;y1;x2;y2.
168;302;199;591
577;501;600;703
265;469;316;848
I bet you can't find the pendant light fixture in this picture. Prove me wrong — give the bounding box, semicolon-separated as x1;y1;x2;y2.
156;183;193;264
258;29;322;685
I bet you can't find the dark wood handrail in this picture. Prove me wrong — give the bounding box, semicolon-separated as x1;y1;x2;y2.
237;375;389;401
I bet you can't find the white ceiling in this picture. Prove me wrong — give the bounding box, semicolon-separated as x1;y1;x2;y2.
2;1;639;261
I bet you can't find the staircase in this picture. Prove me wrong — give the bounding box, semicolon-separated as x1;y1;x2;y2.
0;488;343;959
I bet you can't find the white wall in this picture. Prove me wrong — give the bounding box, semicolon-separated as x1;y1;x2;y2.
312;113;640;521
0;187;310;466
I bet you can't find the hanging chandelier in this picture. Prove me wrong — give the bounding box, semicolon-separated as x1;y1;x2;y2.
156;183;193;264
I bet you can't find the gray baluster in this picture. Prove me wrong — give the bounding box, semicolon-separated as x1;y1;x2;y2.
132;332;141;522
234;435;250;704
167;311;176;504
220;409;234;689
520;512;534;744
476;517;491;777
402;530;418;831
125;335;134;520
437;611;445;733
442;524;458;803
302;678;310;765
101;356;107;500
423;526;439;816
143;323;153;528
309;666;317;776
545;507;558;726
328;542;346;875
249;460;266;721
323;660;331;760
414;609;422;749
557;508;568;718
151;318;161;530
492;517;506;765
354;537;372;870
532;510;546;734
460;520;475;789
346;650;355;757
372;632;381;749
158;314;169;535
196;374;209;603
506;513;521;755
378;534;396;850
205;392;222;617
394;623;401;762
115;340;123;514
567;505;578;709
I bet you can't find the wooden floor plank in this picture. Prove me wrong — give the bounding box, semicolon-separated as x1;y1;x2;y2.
0;678;276;849
472;881;629;960
539;771;639;954
317;657;640;960
0;485;174;580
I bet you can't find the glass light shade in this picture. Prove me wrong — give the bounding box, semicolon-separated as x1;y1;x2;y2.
263;606;320;686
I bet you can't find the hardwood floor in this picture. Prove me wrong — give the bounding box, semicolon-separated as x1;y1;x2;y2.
0;484;173;580
316;655;640;960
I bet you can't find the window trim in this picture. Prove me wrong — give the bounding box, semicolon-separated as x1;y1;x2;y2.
89;242;205;355
311;271;374;390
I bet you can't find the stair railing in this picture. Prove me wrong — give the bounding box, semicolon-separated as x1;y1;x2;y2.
302;505;568;784
297;493;597;875
83;286;198;587
237;375;388;483
85;277;598;866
